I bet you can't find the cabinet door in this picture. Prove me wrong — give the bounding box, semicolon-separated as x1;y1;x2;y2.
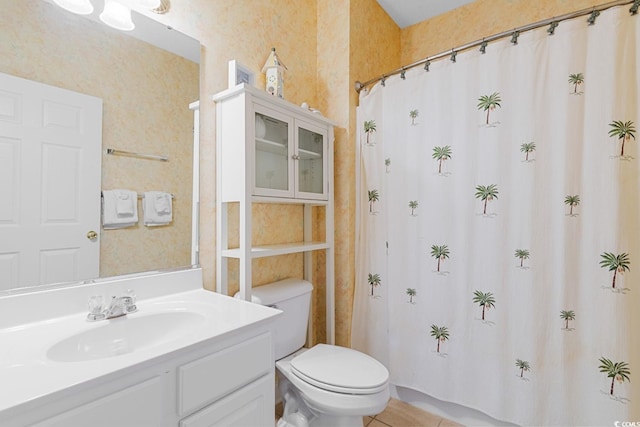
179;375;274;427
295;119;328;200
34;375;165;427
253;104;294;198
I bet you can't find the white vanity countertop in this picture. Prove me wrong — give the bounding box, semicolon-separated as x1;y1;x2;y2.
0;272;280;415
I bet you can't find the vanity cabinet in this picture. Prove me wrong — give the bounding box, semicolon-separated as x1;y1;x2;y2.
213;84;335;344
7;329;275;427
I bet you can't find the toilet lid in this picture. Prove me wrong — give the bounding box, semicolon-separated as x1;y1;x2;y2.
290;344;389;394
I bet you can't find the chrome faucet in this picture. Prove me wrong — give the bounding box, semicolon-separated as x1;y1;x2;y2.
87;290;137;321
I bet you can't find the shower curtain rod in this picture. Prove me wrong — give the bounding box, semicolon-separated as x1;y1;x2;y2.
354;0;638;93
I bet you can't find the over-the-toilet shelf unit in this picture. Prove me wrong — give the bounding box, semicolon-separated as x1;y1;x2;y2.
213;84;335;344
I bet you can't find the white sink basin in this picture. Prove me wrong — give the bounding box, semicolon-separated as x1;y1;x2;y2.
47;311;207;362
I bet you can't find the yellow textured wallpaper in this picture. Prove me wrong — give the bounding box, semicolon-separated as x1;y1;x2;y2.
0;0;198;281
316;0;350;346
401;0;599;64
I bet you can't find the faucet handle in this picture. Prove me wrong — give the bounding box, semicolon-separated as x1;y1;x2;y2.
88;295;104;313
125;289;138;313
87;295;106;321
126;289;136;304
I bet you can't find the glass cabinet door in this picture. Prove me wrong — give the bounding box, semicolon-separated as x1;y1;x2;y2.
296;121;327;199
253;108;293;196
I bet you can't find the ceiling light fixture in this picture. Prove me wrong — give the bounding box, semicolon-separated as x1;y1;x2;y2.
100;0;134;31
52;0;171;32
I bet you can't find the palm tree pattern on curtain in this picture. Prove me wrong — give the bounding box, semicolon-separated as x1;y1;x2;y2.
515;359;531;378
473;290;496;321
514;249;530;268
520;142;536;161
432;145;452;174
599;358;631;396
356;9;637;425
368;189;379;213
363;120;376;145
410;109;419;125
430;244;450;273
477;92;501;125
430;324;449;353
560;310;576;330
568;72;585;94
368;273;381;296
406;288;417;303
408;200;419;216
564;194;580;216
608;120;636;159
474;184;499;215
599;252;631;290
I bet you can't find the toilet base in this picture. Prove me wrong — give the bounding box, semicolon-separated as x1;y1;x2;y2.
278;378;366;427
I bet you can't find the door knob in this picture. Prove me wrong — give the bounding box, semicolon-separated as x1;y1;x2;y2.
87;230;98;241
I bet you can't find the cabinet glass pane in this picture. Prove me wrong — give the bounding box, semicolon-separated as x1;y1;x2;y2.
255;112;288;191
297;127;323;194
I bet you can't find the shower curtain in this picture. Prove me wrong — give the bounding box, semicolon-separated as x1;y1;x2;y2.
353;6;638;426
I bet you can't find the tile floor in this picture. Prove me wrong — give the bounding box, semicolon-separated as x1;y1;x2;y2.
364;398;463;427
276;398;463;427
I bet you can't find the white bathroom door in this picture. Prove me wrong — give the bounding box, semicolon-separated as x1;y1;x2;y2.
0;72;102;290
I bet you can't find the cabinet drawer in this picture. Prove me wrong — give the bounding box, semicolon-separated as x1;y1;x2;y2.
177;332;272;416
179;374;273;427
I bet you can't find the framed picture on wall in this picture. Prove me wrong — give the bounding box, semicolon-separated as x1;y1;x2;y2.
228;59;255;88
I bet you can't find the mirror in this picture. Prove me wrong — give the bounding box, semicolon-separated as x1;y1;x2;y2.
0;0;200;294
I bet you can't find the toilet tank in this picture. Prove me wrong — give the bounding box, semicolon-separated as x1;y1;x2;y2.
247;278;313;360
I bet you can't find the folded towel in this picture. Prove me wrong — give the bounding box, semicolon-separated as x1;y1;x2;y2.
143;191;172;227
115;189;135;216
154;193;171;214
102;190;138;229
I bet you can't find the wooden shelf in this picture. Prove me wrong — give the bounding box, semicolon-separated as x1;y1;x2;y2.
221;241;330;259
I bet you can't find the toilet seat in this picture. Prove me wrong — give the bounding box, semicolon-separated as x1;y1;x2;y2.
289;344;389;394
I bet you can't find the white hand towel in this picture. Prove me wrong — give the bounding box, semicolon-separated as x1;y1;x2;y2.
143;191;172;227
102;190;138;229
154;193;171;214
115;189;135;216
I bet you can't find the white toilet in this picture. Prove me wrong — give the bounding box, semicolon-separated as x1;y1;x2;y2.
247;278;390;427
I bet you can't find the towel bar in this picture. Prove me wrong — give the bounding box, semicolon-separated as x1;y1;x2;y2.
137;193;175;199
106;148;169;162
100;191;175;199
